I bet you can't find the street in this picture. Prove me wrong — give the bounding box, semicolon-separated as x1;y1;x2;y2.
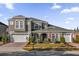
0;50;79;56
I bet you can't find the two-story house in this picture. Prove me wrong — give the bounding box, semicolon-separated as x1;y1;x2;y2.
8;15;48;42
8;15;73;43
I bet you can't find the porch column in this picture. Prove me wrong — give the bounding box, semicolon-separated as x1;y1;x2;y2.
69;33;72;42
38;33;41;43
50;33;53;42
28;20;31;36
52;33;55;42
58;33;60;41
47;33;52;42
54;33;58;42
47;33;48;41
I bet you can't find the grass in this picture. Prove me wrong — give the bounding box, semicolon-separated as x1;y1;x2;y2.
25;43;65;48
23;43;78;51
23;43;70;51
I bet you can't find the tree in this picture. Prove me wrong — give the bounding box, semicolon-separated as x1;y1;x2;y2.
28;36;33;44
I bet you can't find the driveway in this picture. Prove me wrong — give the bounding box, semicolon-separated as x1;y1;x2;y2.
0;42;27;53
0;42;3;46
68;43;79;48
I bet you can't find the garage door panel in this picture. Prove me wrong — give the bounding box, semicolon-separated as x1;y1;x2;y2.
12;35;29;42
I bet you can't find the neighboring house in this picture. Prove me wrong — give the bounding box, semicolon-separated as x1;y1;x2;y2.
0;22;8;41
8;15;74;42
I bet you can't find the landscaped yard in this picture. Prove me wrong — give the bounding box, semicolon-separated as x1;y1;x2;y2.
23;43;79;51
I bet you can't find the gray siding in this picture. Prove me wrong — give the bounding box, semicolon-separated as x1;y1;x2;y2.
8;15;48;34
0;22;8;36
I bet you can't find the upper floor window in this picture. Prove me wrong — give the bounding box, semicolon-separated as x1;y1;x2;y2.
34;24;39;30
15;21;19;29
20;21;24;29
15;20;24;29
10;21;13;25
42;23;45;29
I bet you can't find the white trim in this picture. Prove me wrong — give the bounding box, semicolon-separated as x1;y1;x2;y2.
15;20;25;29
15;20;19;29
20;20;25;29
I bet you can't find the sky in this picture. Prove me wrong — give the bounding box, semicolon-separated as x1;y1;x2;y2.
0;3;79;29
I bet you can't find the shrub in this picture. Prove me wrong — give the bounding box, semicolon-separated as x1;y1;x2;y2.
54;38;61;43
60;36;65;43
0;36;2;41
74;35;79;43
2;35;8;44
55;41;61;43
28;36;33;44
28;36;37;44
48;38;51;43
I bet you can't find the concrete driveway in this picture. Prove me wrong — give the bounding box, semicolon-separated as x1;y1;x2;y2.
0;42;27;53
68;43;79;48
0;42;3;46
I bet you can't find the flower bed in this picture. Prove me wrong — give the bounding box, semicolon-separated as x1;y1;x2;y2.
23;43;79;51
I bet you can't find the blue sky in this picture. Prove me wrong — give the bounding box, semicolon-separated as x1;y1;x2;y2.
0;3;79;29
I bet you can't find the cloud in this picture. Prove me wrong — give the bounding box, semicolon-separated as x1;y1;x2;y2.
61;7;79;14
51;3;61;9
65;21;70;24
4;3;14;10
0;14;3;17
68;17;74;21
65;17;74;24
44;16;49;18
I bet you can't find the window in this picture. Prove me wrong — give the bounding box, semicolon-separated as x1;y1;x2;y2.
15;20;24;29
42;23;45;29
34;24;39;30
10;21;13;25
20;21;24;29
15;21;19;29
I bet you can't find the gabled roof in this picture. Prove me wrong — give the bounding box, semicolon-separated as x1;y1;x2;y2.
8;15;26;21
32;24;74;33
9;15;47;23
29;17;47;23
0;22;8;27
12;15;26;19
48;24;71;30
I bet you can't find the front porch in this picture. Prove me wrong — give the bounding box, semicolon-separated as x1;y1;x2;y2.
30;26;74;43
31;32;73;43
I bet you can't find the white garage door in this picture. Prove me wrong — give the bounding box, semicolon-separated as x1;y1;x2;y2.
12;35;29;42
